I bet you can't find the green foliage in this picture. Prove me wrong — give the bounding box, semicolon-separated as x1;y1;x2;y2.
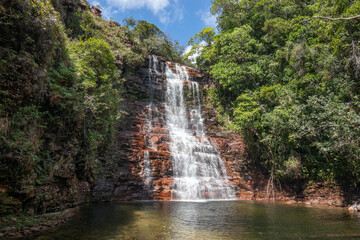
1;0;188;217
0;0;71;186
70;38;116;89
69;37;120;166
192;0;360;188
184;28;216;69
132;20;164;41
128;19;185;63
188;27;216;46
0;0;126;216
123;17;137;28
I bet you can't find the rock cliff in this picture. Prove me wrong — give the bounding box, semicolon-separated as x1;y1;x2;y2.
91;56;250;201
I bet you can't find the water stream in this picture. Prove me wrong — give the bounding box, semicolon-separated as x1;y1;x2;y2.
164;62;234;200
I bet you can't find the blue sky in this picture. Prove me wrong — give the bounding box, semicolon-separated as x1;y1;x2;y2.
91;0;216;48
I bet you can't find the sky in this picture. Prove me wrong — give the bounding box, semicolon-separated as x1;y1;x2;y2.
90;0;216;48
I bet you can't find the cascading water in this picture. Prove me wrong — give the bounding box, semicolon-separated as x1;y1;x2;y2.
164;62;235;200
142;55;160;190
143;151;152;187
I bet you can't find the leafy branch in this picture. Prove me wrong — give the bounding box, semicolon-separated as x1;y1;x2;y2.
303;15;360;22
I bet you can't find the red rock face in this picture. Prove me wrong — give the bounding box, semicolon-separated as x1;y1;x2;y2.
165;61;205;83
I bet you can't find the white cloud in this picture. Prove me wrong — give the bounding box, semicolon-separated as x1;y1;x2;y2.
91;0;100;7
160;0;183;24
104;0;182;24
151;0;170;14
159;11;171;24
106;0;170;14
198;9;217;28
158;4;183;24
102;7;118;20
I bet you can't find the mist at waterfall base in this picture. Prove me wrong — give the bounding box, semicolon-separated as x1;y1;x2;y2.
26;201;360;240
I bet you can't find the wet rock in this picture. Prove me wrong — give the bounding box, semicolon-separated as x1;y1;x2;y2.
348;201;360;211
30;227;40;232
53;163;75;179
285;200;297;205
3;226;16;232
7;232;22;237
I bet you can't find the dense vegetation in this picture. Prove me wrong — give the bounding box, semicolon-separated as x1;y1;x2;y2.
187;0;360;190
0;0;183;217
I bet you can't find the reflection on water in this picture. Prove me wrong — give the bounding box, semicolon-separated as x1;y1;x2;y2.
26;201;360;240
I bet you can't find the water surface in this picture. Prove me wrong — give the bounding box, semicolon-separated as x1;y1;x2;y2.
28;201;360;240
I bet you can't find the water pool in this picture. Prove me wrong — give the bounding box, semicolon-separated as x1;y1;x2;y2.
26;201;360;240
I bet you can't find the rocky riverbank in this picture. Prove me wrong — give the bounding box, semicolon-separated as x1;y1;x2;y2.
0;207;79;239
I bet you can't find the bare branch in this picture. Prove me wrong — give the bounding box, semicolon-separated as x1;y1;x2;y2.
303;15;360;22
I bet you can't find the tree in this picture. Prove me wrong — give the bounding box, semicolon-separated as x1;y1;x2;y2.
193;0;360;188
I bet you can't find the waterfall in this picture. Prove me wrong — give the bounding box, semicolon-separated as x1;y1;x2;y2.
141;55;235;200
164;62;235;200
145;55;158;150
142;55;159;190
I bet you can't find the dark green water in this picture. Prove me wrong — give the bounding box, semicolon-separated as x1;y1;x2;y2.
27;201;360;240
